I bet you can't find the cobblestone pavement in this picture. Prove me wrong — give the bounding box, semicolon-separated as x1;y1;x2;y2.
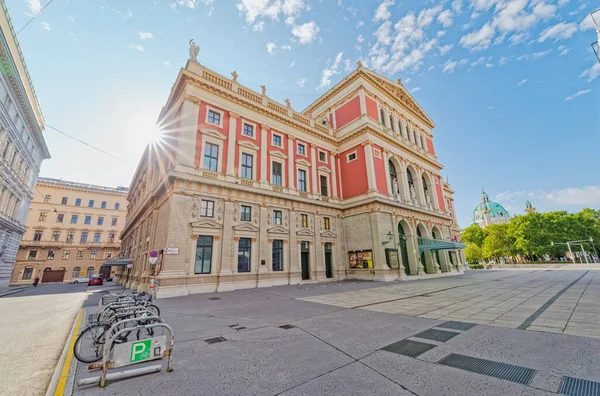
300;269;600;338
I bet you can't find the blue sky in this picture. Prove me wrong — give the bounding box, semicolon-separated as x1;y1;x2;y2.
7;0;600;227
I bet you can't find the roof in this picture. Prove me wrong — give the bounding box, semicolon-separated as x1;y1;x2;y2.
36;177;129;194
473;201;510;222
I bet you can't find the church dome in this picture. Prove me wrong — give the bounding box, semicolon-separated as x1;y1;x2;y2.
472;188;510;224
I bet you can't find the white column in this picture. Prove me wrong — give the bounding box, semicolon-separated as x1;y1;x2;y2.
260;124;268;184
383;150;392;196
226;112;238;176
331;109;337;130
330;153;338;199
310;145;318;195
415;170;426;206
359;90;366;114
287;137;295;189
363;143;377;192
400;161;411;202
401;119;408;139
336;155;343;199
179;99;200;167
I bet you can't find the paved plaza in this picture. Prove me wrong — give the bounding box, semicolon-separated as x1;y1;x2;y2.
67;267;600;396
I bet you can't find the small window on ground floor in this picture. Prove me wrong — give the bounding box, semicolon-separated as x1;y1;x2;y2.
72;266;80;278
195;236;213;274
238;238;251;273
272;240;283;271
86;266;94;277
22;267;33;280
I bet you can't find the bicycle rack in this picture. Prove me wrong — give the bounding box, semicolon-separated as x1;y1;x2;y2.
77;316;174;388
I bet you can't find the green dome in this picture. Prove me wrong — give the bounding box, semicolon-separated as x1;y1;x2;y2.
472;188;510;223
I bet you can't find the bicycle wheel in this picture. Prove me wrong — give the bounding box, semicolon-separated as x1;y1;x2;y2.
73;323;111;363
146;304;160;317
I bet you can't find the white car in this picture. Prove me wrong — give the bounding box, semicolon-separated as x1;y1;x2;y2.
71;276;91;284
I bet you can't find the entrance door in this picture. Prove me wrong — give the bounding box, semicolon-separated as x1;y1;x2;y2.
42;268;65;283
398;224;410;276
417;227;427;274
301;241;310;280
324;242;333;279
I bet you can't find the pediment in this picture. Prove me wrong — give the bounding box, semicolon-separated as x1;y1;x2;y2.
268;225;289;234
233;222;260;232
200;128;227;140
297;228;314;236
320;230;337;238
317;165;331;173
295;158;311;167
269;150;288;160
191;219;222;229
238;140;260;151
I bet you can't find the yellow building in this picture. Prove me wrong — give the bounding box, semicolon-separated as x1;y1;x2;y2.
10;178;128;284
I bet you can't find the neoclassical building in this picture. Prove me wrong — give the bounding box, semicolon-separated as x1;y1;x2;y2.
472;188;510;227
0;2;50;287
116;53;465;298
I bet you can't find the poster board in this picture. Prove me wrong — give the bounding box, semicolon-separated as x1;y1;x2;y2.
348;250;373;269
385;248;400;269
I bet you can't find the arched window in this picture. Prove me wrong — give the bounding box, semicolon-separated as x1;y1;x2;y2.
86;266;94;277
422;175;428;196
72;267;80;278
407;168;414;188
380;109;385;126
44;267;51;271
389;160;398;195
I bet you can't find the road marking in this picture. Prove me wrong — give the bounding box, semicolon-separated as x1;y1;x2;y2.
55;308;83;396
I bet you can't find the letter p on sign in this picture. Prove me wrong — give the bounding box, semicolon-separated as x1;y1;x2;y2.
130;339;152;363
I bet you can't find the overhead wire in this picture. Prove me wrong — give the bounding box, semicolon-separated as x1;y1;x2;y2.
15;0;55;36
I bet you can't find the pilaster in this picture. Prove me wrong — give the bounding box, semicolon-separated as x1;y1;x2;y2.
330;153;338;199
362;142;377;193
310;144;318;195
179;99;200;168
226;112;239;177
287;136;295;190
260;124;268;184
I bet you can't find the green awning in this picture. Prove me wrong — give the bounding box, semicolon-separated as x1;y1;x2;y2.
417;237;466;254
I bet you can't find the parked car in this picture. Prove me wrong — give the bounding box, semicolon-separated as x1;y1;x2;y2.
88;275;103;286
71;276;91;284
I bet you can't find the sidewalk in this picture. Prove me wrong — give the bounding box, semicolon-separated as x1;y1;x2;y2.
0;285;28;297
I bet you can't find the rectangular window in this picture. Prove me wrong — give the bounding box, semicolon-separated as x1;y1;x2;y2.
44;195;51;203
72;267;80;278
347;152;357;162
80;232;88;243
301;214;308;228
97;217;104;225
203;143;219;171
90;251;97;259
52;231;60;241
86;267;94;277
57;214;64;223
324;217;331;230
320;175;328;197
297;143;306;155
298;169;307;192
240;205;251;222
61;197;68;205
241;153;253;179
28;250;37;260
319;151;327;162
62;250;70;260
66;232;74;243
39;212;47;221
94;233;101;243
47;250;55;260
105;251;112;259
111;218;118;226
242;123;254;137
271;162;282;186
88;200;94;208
33;230;43;241
272;240;283;271
194;236;213;274
272;134;282;147
84;216;91;225
76;249;84;260
238;238;251;273
70;215;78;224
108;233;115;243
273;210;282;225
22;268;33;280
101;201;106;209
114;203;120;210
207;110;221;125
75;198;81;206
200;200;214;217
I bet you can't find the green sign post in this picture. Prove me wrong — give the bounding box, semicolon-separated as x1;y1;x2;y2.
130;339;152;363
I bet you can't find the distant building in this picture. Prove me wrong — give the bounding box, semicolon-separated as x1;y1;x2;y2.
524;200;537;213
0;2;50;287
472;188;510;227
10;178;128;284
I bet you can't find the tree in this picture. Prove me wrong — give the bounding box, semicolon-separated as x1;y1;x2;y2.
481;223;515;261
465;243;482;264
462;224;487;247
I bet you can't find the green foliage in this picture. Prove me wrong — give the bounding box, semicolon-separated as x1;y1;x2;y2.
461;209;600;261
465;243;482;264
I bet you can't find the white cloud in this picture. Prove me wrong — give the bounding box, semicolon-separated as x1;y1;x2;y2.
130;44;144;52
291;21;319;44
357;34;364;43
373;0;394;22
405;77;411;83
452;0;463;14
442;58;468;73
470;56;487;66
508;32;527;45
138;31;153;40
517;49;552;61
565;89;592;101
357;20;364;28
41;22;51;31
498;55;509;65
496;186;600;210
281;44;292;50
164;61;170;67
485;63;494;67
290;60;296;67
471;12;480;19
317;52;345;90
459;23;495;50
532;2;557;19
538;22;577;42
428;65;436;71
471;0;498;12
437;9;453;27
439;44;453;56
580;14;595;31
411;86;421;93
117;10;133;19
517;79;528;86
266;42;277;54
557;45;569;56
237;0;303;23
25;0;41;13
296;77;307;87
437;30;447;37
66;15;75;22
253;21;265;31
171;0;214;9
488;105;494;109
374;20;392;45
580;63;600;83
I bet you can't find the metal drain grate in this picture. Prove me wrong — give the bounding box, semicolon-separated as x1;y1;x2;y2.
208;297;221;300
279;324;296;330
559;376;600;396
438;354;536;385
205;337;227;344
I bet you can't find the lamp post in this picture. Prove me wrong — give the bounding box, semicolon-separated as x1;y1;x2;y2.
591;8;600;63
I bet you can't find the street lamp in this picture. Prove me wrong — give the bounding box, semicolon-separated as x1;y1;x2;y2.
591;8;600;63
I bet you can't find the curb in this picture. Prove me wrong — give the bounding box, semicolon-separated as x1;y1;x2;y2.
0;286;27;297
46;308;84;396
